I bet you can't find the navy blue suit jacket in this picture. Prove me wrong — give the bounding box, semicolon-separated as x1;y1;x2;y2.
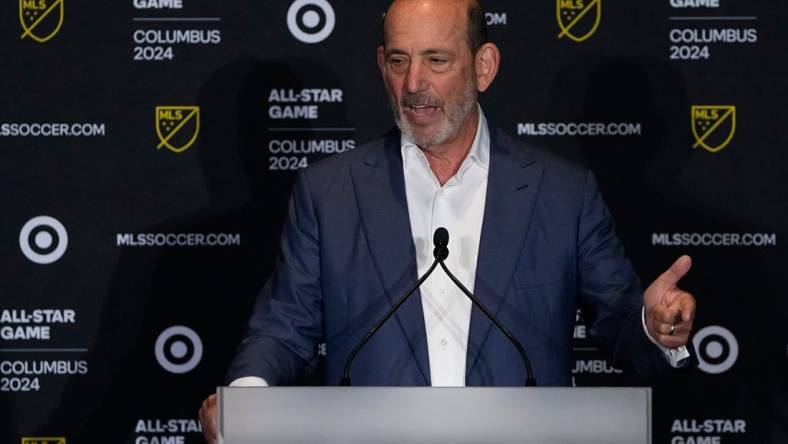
227;127;675;386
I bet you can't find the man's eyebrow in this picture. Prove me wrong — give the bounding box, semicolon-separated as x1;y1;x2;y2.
419;48;452;57
385;48;408;57
384;48;454;57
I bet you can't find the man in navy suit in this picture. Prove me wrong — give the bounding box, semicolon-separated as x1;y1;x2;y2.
200;0;697;441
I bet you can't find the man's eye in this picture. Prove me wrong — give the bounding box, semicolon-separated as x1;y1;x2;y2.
431;58;447;64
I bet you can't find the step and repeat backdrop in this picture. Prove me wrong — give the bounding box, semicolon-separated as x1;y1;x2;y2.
2;0;787;443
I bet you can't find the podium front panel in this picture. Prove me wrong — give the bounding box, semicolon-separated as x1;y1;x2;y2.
218;386;651;444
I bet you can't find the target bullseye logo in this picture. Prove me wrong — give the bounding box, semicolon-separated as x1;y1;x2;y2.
155;325;203;374
287;0;335;44
693;325;738;374
19;216;68;264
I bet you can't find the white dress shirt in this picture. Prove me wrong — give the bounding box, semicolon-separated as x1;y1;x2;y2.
401;108;490;386
230;106;686;387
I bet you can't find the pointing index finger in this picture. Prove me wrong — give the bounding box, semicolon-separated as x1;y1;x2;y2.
680;294;696;322
652;303;681;324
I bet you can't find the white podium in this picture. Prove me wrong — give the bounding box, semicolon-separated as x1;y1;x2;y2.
217;386;651;443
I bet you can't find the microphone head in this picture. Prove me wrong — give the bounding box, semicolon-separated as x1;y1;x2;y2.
433;227;449;247
433;227;449;261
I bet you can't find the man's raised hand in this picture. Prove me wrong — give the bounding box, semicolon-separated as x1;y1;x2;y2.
644;255;696;348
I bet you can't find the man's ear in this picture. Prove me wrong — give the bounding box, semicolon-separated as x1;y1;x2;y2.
474;42;501;93
377;45;386;77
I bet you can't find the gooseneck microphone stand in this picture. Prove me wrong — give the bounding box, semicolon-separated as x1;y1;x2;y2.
340;227;537;386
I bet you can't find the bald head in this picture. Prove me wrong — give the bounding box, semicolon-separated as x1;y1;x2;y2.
376;0;500;150
383;0;488;55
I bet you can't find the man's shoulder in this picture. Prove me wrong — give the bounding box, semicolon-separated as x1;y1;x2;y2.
492;127;590;186
302;126;593;189
298;130;394;187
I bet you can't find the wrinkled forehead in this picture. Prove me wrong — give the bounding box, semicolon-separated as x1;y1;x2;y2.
383;0;468;51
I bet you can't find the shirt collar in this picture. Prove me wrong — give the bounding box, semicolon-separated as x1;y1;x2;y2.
401;104;490;175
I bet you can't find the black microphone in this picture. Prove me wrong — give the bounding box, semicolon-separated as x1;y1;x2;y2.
340;228;447;386
433;227;449;261
437;229;538;387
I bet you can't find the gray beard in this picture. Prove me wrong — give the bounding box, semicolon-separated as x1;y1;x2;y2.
388;81;478;149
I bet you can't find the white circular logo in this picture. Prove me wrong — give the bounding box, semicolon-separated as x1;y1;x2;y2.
287;0;335;44
155;325;203;374
19;216;68;264
693;325;738;374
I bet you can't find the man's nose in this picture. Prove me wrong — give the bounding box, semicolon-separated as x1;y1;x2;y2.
404;62;428;94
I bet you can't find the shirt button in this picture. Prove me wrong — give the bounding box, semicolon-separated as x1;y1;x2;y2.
441;338;448;346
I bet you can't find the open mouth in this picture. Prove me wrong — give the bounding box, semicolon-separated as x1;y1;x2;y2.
405;104;440;119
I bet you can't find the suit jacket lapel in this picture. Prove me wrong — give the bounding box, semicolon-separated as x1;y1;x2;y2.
466;128;544;382
349;129;430;385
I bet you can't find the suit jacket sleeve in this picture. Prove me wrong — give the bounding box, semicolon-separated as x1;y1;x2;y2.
225;169;322;385
576;170;685;376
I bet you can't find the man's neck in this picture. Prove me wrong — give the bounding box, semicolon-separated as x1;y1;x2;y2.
421;108;480;186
